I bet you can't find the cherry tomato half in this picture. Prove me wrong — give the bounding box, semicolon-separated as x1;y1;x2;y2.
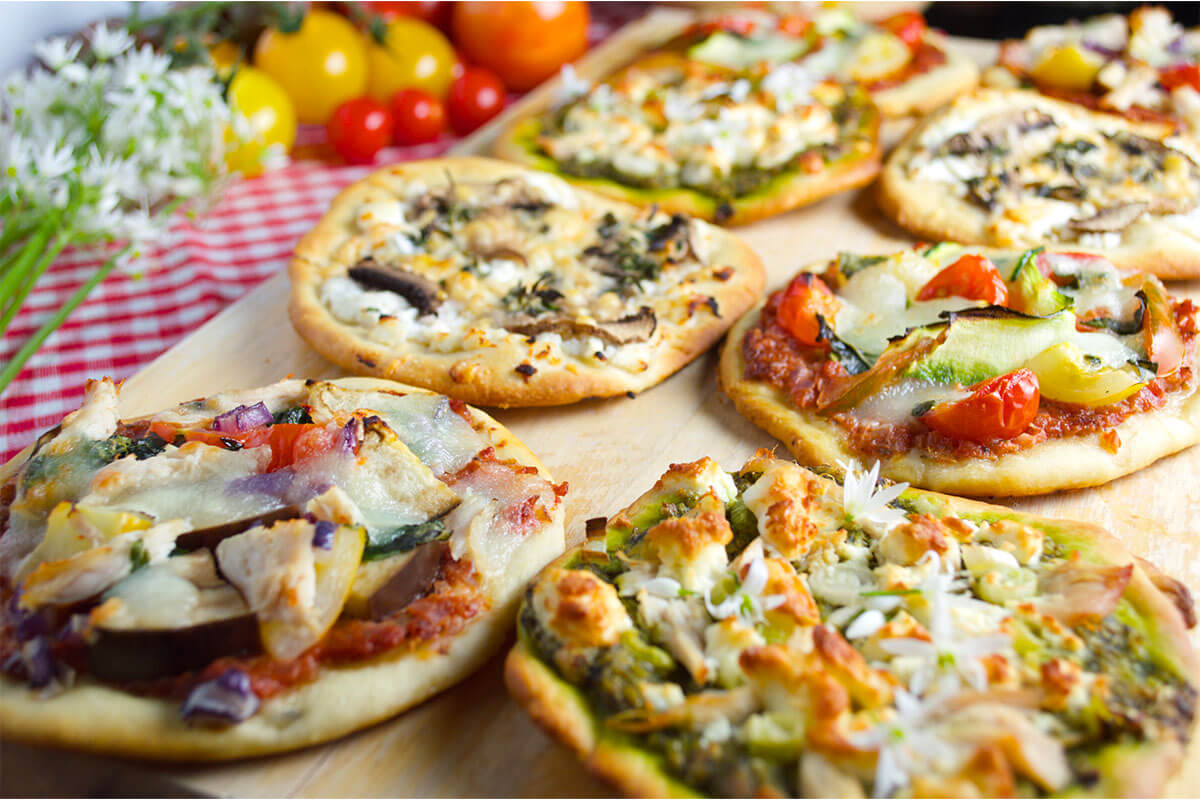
921;369;1041;443
447;67;506;135
694;14;759;37
776;273;840;347
1159;63;1200;93
880;11;928;49
391;88;446;145
916;253;1009;305
327;97;395;163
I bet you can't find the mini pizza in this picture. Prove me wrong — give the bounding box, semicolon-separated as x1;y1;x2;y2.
667;8;979;117
492;16;888;225
719;244;1200;495
985;7;1200;133
506;454;1198;798
879;88;1200;278
289;158;765;406
0;377;565;760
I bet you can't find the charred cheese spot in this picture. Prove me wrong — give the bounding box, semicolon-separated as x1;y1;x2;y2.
643;493;732;593
760;558;820;627
740;461;842;562
876;514;959;567
534;567;631;648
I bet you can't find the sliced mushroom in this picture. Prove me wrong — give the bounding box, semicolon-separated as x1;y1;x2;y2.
347;257;443;315
943;109;1053;155
646;214;692;262
472;244;528;266
504;306;657;346
1068;202;1148;233
1147;196;1198;215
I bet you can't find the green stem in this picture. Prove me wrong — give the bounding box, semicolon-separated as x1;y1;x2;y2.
0;233;71;337
0;212;63;299
0;245;129;396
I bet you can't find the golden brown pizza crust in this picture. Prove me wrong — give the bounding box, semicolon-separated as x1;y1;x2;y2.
718;300;1200;496
508;487;1198;798
878;89;1200;279
0;377;566;760
871;35;981;117
289;157;766;407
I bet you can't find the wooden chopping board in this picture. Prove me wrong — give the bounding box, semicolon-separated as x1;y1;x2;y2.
2;10;1198;797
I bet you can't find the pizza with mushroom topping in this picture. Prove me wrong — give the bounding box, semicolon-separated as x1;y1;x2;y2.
506;454;1198;798
0;377;565;760
718;244;1200;495
879;88;1200;278
288;158;765;405
985;7;1200;134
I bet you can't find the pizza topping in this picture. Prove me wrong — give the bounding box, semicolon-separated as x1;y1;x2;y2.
534;33;877;202
347;257;444;316
742;246;1196;458
180;668;260;727
317;173;742;376
908;90;1200;247
1;379;564;725
518;456;1197;797
991;8;1200;131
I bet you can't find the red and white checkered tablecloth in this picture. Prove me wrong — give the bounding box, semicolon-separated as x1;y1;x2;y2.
0;5;643;462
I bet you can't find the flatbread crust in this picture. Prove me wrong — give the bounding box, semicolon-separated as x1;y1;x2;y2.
507;490;1198;798
289;157;765;407
718;299;1200;497
492;94;881;227
870;34;981;118
0;376;565;760
878;89;1200;279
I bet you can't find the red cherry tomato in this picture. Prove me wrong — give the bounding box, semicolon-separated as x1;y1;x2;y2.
446;67;506;135
916;254;1009;305
326;97;394;163
922;369;1041;443
1159;64;1200;92
776;273;840;347
390;88;446;145
148;423;342;471
880;11;928;49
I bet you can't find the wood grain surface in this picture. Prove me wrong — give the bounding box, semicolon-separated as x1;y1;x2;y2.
1;12;1197;798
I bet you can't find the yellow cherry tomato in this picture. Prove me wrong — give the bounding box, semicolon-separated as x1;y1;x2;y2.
365;17;457;103
225;66;297;178
1028;44;1104;92
254;9;368;124
1025;342;1146;407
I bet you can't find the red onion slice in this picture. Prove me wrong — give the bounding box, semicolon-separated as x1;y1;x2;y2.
212;402;273;433
181;668;260;726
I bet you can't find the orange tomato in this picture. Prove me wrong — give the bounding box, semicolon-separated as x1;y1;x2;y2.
451;1;589;91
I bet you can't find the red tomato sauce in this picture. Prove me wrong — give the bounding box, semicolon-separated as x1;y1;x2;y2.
742;287;1198;461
